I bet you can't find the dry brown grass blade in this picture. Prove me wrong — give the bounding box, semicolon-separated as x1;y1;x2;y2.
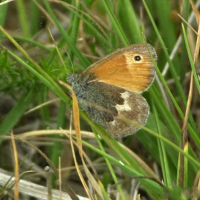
177;14;199;36
178;0;200;187
57;81;103;198
63;131;103;199
14;135;79;200
68;130;104;199
59;81;95;199
59;81;82;153
58;157;62;200
25;98;60;114
11;131;19;200
192;169;200;198
190;1;200;61
136;194;141;200
81;157;104;199
68;130;94;199
60;81;104;198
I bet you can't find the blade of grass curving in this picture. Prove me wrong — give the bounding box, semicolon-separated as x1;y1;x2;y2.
140;127;199;169
11;36;51;51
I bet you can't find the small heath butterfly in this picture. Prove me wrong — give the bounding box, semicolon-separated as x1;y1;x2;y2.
67;43;157;138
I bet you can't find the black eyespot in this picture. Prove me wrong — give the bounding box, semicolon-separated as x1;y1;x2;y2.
134;55;141;61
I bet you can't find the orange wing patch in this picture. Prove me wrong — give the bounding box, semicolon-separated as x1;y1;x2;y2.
85;44;156;93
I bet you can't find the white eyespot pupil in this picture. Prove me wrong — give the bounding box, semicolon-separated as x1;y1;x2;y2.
134;55;141;61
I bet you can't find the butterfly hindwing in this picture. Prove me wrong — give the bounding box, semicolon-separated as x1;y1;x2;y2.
73;81;149;137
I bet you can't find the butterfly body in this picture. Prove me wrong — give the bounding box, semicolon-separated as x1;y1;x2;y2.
67;44;157;138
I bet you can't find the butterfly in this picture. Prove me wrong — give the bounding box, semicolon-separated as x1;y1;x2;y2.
67;43;157;138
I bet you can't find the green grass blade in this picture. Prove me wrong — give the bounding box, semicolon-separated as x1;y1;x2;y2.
0;91;35;144
95;133;126;200
16;0;30;37
182;24;200;95
152;103;172;187
43;0;90;68
142;0;186;104
117;0;143;43
101;0;129;46
0;0;8;40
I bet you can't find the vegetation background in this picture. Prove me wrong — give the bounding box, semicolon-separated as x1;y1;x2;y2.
0;0;200;199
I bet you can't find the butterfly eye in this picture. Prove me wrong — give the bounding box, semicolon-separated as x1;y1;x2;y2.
134;55;142;61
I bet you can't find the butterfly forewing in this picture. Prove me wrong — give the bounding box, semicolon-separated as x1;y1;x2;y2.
84;43;157;93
